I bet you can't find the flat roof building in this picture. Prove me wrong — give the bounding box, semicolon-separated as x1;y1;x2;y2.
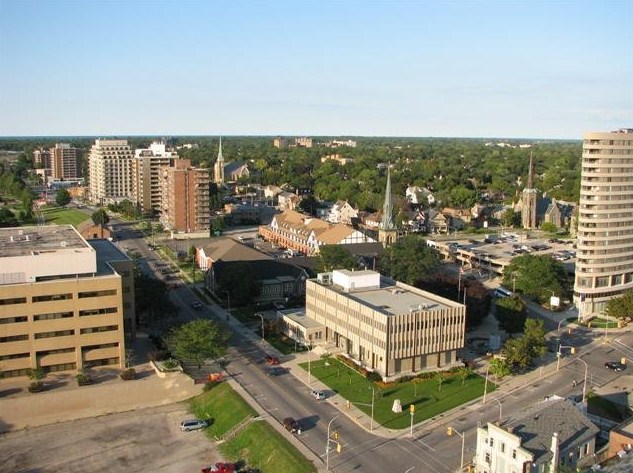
305;269;465;381
0;225;134;378
88;139;134;205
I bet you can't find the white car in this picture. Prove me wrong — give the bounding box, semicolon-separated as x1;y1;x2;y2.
310;389;325;400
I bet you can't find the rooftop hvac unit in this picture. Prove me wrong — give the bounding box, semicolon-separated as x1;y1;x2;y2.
317;272;332;284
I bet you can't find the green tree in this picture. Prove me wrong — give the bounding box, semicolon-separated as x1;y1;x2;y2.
605;289;633;321
495;295;527;334
488;358;511;379
0;207;18;227
540;222;558;234
379;235;439;285
134;273;178;327
502;208;520;228
456;366;472;386
316;245;358;272
55;188;71;207
502;318;547;371
217;262;261;306
211;216;225;235
166;319;228;369
91;209;110;226
502;255;569;303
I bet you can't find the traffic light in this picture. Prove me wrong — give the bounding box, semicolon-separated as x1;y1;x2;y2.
336;443;342;453
571;347;576;354
410;404;415;414
333;431;339;440
447;427;453;436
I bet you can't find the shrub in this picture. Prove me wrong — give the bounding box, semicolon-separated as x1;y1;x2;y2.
76;372;93;386
120;368;137;380
366;371;383;383
162;359;179;370
28;381;44;393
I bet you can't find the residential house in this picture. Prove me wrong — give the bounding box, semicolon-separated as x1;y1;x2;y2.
405;185;435;206
474;397;599;473
277;191;302;211
326;200;358;225
428;210;451;234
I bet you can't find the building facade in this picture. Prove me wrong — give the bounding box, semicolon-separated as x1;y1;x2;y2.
305;270;465;381
0;226;134;378
132;141;178;215
88;139;134;205
574;129;633;320
50;143;82;180
159;159;210;233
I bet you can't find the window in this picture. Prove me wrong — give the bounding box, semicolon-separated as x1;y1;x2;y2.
512;449;517;459
34;330;74;339
80;325;118;334
0;297;27;306
485;452;491;464
0;352;30;361
0;316;28;324
79;307;117;317
33;293;72;303
78;289;116;299
500;442;505;453
489;438;494;447
0;334;29;342
34;311;73;321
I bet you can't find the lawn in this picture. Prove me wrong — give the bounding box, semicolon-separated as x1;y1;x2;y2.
220;421;316;473
300;357;494;430
41;207;90;227
190;382;257;438
190;382;316;473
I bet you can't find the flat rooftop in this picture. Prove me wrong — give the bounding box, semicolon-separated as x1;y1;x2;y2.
280;308;325;329
0;225;89;258
89;239;130;275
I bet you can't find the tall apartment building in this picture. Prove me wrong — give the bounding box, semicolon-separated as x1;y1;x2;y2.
574;128;633;320
88;139;134;205
50;143;82;180
0;225;135;378
132;141;179;215
33;148;52;169
159;159;210;233
305;270;465;381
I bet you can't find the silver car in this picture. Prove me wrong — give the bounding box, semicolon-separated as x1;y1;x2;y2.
180;419;208;432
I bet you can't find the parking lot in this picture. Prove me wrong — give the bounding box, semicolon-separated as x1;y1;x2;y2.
0;403;219;473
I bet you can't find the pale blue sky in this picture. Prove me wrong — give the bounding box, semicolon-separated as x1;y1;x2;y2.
1;0;631;138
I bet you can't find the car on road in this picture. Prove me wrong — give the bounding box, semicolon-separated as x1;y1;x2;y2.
310;389;325;400
266;367;288;377
605;361;626;372
191;301;203;310
265;355;280;365
201;462;236;473
180;419;209;432
283;417;300;434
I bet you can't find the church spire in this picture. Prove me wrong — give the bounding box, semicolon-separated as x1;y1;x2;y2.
527;151;534;189
380;165;395;230
217;136;224;163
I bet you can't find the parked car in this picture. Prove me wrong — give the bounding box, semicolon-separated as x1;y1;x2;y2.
267;367;288;377
310;389;325;400
605;361;626;372
265;355;280;365
180;419;209;431
201;462;236;473
283;417;300;434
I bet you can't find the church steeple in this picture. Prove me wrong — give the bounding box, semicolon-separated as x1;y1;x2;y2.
522;151;538;229
527;151;534;189
378;164;398;247
214;136;225;184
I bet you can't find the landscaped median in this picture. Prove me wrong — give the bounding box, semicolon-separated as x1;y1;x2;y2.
300;356;494;430
190;382;316;473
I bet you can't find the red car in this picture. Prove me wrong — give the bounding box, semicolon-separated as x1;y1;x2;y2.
201;462;236;473
265;355;280;365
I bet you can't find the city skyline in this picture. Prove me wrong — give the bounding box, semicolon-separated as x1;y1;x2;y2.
1;0;631;139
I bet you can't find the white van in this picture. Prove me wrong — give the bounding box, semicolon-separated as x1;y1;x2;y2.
493;287;513;298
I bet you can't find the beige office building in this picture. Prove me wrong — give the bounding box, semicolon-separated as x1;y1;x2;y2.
159;159;210;233
88;139;134;205
0;226;134;378
133;141;179;215
306;270;465;381
574;128;633;320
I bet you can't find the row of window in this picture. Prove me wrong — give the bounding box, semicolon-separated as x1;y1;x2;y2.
0;325;119;343
0;308;118;325
0;290;117;306
1;356;120;378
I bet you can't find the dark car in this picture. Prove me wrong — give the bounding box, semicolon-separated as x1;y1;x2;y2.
605;361;626;372
267;367;287;377
283;417;300;434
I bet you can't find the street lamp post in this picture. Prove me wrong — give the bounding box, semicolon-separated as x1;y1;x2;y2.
326;415;341;471
308;342;313;386
457;268;462;302
447;426;465;471
558;318;566;333
482;364;491;405
369;386;375;431
556;344;576;371
576;357;589;404
224;290;231;321
255;313;265;344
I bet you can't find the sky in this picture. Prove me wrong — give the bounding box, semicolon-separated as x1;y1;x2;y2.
1;0;631;139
